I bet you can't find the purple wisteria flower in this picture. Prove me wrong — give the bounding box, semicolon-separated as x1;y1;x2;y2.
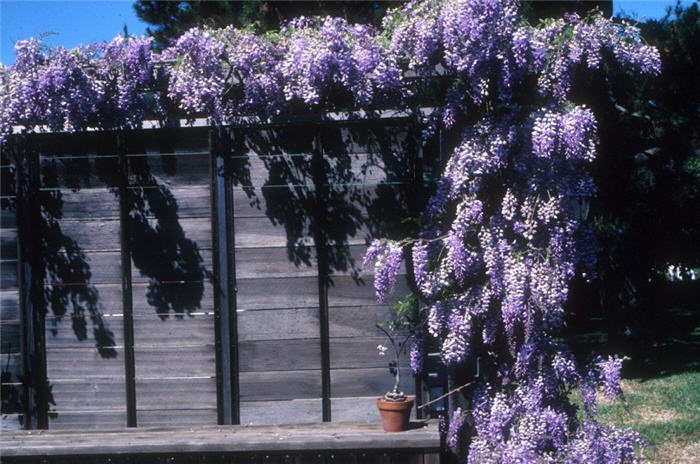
597;355;625;400
409;338;424;374
446;407;468;453
363;240;403;303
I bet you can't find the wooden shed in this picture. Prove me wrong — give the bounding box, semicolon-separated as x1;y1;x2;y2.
0;115;444;461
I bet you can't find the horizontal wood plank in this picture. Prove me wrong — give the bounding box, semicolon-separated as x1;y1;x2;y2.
1;414;24;432
137;408;218;427
0;290;19;320
1;420;439;456
132;281;215;314
48;410;127;430
52;218;211;253
238;306;397;341
0;228;17;259
237;308;319;342
237;277;319;311
235;247;317;279
38;186;211;220
48;379;126;412
1;321;20;353
234;216;313;249
239;399;322;425
239;370;322;401
331;368;415;398
330;338;410;369
238;339;320;372
328;306;396;338
46;348;125;380
0;259;17;290
0;209;16;229
0;353;21;379
327;275;410;308
42;249;213;285
134;346;216;380
136;377;217;411
128;152;210;187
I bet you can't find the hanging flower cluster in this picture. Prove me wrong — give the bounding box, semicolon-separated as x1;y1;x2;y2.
0;1;661;462
279;16;404;107
363;1;659;462
2;36;155;135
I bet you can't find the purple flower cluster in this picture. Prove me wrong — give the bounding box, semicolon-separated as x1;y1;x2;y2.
280;17;403;107
2;34;160;139
6;39;97;133
446;407;468;452
409;338;424;374
468;376;644;463
220;28;285;117
162;28;228;120
525;14;661;100
386;0;443;72
533;106;597;162
597;355;624;400
369;3;656;461
98;35;155;128
363;240;403;303
1;0;660;143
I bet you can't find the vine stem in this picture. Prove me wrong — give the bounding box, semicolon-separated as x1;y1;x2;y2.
417;380;476;409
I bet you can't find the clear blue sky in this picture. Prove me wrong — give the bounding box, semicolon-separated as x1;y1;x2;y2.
0;0;695;66
1;1;147;65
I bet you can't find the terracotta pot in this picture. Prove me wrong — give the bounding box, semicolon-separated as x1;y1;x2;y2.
376;396;414;432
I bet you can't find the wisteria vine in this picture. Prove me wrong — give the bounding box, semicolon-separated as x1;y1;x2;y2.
0;1;660;462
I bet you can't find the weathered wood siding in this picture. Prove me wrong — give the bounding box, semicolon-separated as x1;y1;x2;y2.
323;125;417;422
232;127;322;424
0;121;421;429
40;139;127;430
1;143;22;431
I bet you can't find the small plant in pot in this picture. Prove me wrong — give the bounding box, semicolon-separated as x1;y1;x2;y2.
375;298;417;432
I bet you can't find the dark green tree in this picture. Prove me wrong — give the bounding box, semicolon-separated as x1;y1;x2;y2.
133;1;402;50
134;1;611;50
567;2;699;372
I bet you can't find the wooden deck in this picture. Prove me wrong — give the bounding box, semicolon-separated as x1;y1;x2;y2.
0;420;440;462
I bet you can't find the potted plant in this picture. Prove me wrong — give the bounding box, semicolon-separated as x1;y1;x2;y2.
375;298;417;432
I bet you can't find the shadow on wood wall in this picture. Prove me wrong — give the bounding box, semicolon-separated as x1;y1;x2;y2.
1;121;422;428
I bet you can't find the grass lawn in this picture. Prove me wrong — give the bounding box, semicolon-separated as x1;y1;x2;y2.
568;307;699;462
596;372;700;463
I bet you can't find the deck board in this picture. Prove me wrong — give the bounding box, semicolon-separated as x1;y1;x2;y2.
0;420;439;457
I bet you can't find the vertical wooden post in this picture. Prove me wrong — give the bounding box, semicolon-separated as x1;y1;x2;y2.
210;126;240;425
15;135;49;429
117;133;137;427
312;131;332;422
413;133;425;420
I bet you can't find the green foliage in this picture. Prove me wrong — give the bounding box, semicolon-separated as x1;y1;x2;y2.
133;1;403;50
568;2;700;353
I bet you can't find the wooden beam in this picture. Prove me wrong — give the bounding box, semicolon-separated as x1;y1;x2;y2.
312;132;331;422
210;126;240;425
117;133;137;427
0;420;440;457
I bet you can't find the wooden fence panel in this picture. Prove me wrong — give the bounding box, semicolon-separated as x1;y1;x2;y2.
233;131;324;424
324;125;419;422
2;121;426;430
1;146;23;431
125;135;217;427
36;147;127;430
